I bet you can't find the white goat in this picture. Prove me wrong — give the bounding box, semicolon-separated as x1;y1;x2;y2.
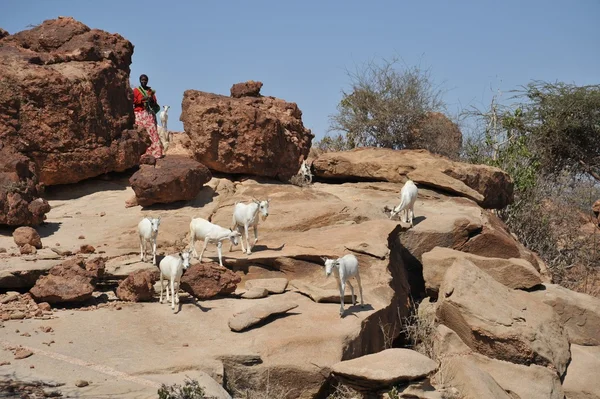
157;105;171;151
230;199;270;255
298;160;313;184
323;254;364;317
390;180;418;226
159;250;192;312
189;217;242;267
138;216;161;265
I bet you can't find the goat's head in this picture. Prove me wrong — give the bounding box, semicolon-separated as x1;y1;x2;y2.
229;230;242;246
147;216;161;233
163;105;170;113
253;198;270;220
179;250;192;269
299;160;311;176
322;256;338;277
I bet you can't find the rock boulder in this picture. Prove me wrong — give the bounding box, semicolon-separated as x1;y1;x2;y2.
129;156;212;206
312;148;513;209
180;88;313;180
180;262;241;299
116;269;159;302
0;17;148;186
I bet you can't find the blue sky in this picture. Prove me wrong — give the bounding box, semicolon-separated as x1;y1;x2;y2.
2;1;599;141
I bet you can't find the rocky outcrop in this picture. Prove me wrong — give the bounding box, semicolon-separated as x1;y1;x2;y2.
530;284;600;346
180;262;241;299
29;257;104;303
245;278;288;294
0;17;148;186
312;148;513;209
180;88;313;180
562;344;600;399
436;259;570;375
116;269;158;302
422;246;541;298
0;146;50;226
129;156;212;206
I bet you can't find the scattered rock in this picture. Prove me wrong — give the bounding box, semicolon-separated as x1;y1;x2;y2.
19;244;37;255
51;247;73;256
14;348;33;359
0;361;11;366
228;301;298;332
99;212;106;217
75;380;89;388
38;302;51;311
78;235;85;240
331;348;437;392
0;247;6;253
0;292;19;304
79;244;95;254
116;269;158;302
13;226;42;249
245;278;288;294
40;326;53;333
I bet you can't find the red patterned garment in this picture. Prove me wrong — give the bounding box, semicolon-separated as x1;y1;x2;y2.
135;109;163;158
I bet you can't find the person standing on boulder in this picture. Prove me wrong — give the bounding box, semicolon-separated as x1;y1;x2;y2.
133;74;163;159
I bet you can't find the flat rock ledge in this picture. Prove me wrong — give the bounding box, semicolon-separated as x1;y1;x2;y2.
331;348;437;392
244;278;289;294
228;301;298;332
290;280;353;303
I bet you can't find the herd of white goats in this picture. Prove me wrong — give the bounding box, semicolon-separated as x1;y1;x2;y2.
141;106;419;315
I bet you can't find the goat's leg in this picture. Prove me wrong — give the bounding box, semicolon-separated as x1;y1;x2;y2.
346;280;356;306
217;241;224;267
356;273;364;307
159;273;164;303
139;237;145;262
190;231;198;259
229;224;237;252
339;281;346;317
174;279;180;304
170;277;175;311
252;224;259;250
199;238;209;263
152;238;157;266
244;224;251;255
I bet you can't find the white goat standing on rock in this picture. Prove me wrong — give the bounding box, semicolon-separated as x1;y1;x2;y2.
138;216;161;265
189;217;242;267
157;105;171;151
323;254;364;317
230;198;270;255
159;250;191;312
298;160;313;184
390;180;418;226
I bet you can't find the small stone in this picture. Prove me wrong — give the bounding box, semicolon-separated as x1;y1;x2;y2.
75;380;89;388
15;329;20;333
19;244;37;255
0;247;6;253
55;243;60;246
20;332;30;337
183;343;189;347
78;235;85;240
0;293;19;304
99;212;106;217
0;361;11;366
10;312;26;320
116;306;122;310
14;348;33;359
43;388;61;397
79;244;95;254
40;326;53;333
29;365;34;369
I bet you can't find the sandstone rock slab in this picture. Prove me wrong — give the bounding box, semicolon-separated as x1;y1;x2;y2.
241;287;268;299
290;280;353;303
436;258;570;376
422;246;541;297
244;277;288;294
228;301;298;332
330;348;437;392
530;284;600;346
562;344;600;399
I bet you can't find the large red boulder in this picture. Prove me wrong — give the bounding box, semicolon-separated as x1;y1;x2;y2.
29;257;105;303
0;145;50;226
0;17;149;186
129;156;212;206
180;86;314;180
116;269;159;302
180;262;241;299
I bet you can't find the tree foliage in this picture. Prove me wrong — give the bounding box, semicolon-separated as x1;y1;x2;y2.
325;57;446;150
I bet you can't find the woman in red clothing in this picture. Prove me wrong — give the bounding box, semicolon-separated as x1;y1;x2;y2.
133;74;163;158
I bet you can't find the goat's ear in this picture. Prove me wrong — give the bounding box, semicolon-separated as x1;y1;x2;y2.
178;252;182;258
